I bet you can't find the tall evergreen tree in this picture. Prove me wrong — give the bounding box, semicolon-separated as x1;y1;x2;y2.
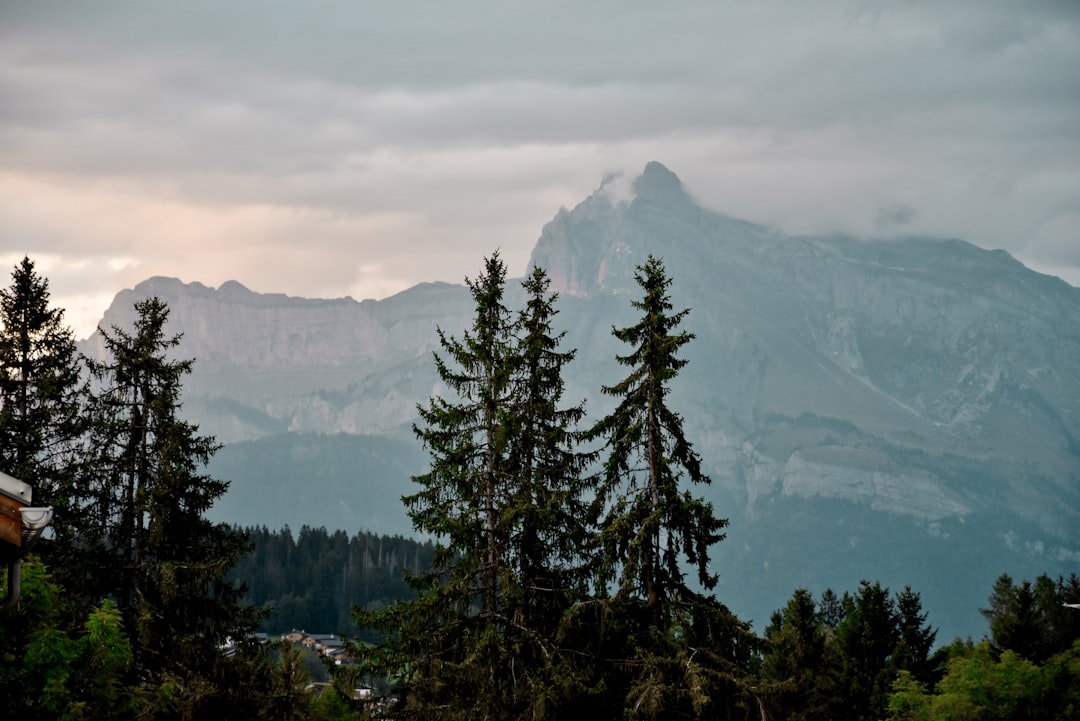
835;580;900;721
0;256;85;520
760;589;835;721
357;256;592;720
86;296;261;718
585;255;727;615
981;573;1041;660
581;255;751;719
818;588;844;628
500;265;594;717
504;266;592;623
410;251;514;614
892;585;937;684
358;253;521;720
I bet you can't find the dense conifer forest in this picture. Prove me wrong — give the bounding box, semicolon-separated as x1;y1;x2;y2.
1;255;1078;719
227;526;436;642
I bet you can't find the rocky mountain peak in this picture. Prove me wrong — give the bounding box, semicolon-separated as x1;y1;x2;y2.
529;162;698;298
633;160;688;204
217;279;256;300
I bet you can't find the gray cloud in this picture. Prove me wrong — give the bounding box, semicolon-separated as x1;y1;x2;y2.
1;0;1078;338
876;204;916;230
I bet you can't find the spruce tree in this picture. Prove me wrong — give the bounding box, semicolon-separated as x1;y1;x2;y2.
981;574;1041;660
358;253;519;720
581;255;751;719
505;266;592;617
819;587;844;628
835;580;900;721
0;256;85;525
760;589;835;721
87;296;260;717
501;265;594;717
357;256;591;720
892;585;937;684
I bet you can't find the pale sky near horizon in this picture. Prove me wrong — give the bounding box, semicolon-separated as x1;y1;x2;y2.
2;0;1078;340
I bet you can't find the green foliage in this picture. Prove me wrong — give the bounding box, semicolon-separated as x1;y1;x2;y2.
760;581;939;721
307;683;368;721
940;644;1046;719
0;560;134;721
887;574;1080;721
75;600;136;718
250;641;317;721
893;585;938;683
836;580;901;720
887;671;931;721
891;641;1048;721
819;587;844;628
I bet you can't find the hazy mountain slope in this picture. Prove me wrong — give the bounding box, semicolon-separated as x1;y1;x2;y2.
206;432;426;534
85;279;474;441
532;162;1079;535
80;162;1080;640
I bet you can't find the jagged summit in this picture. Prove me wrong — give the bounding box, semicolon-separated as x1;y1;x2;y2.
217;279;255;299
529;162;763;297
528;163;668;297
633;160;688;203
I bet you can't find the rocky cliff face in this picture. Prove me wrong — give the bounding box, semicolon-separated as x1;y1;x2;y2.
82;162;1080;639
531;163;1080;536
85;278;474;440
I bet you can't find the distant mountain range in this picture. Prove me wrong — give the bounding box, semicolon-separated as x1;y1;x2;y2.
80;162;1080;641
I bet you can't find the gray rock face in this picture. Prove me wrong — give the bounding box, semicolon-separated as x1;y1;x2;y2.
85;279;473;441
530;164;1080;540
81;162;1080;639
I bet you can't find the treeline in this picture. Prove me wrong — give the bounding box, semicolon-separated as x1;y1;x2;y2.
227;525;435;641
762;574;1080;721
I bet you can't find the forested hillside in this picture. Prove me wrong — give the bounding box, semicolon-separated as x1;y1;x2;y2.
227;526;435;641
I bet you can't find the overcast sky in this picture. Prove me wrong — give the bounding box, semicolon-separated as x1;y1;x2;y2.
2;0;1078;340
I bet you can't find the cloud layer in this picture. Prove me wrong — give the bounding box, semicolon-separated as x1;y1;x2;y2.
2;0;1078;338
